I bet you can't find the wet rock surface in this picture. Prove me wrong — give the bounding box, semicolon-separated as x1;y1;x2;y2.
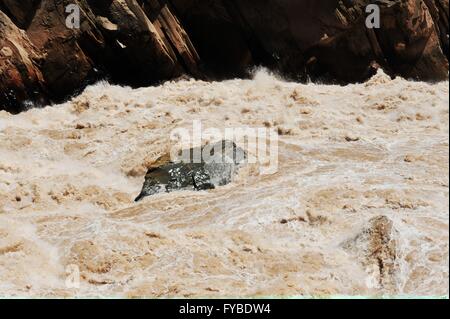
1;0;449;112
342;216;398;293
135;140;247;201
0;10;47;113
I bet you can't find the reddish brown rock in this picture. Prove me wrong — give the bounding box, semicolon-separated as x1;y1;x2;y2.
25;1;104;101
424;0;449;56
0;0;40;29
1;0;203;112
0;10;47;113
0;0;448;112
172;0;449;82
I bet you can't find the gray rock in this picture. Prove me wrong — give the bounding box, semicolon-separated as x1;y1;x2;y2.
135;140;246;201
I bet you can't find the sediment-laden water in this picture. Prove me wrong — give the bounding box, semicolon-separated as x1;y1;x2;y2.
0;70;448;297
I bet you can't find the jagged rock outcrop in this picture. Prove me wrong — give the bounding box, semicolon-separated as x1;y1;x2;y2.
1;0;448;112
0;10;47;113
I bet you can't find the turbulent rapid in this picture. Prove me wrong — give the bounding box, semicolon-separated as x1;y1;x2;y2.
0;70;448;297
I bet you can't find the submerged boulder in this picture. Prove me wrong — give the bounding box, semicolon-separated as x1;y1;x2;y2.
135;140;246;201
342;216;398;292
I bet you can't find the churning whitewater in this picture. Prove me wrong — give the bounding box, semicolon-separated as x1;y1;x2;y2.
0;70;448;297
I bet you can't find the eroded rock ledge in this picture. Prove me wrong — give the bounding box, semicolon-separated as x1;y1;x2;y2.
1;0;449;113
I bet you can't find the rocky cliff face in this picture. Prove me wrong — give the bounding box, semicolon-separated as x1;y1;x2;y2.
1;0;449;113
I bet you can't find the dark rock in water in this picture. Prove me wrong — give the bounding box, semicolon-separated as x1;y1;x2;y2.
135;140;246;202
